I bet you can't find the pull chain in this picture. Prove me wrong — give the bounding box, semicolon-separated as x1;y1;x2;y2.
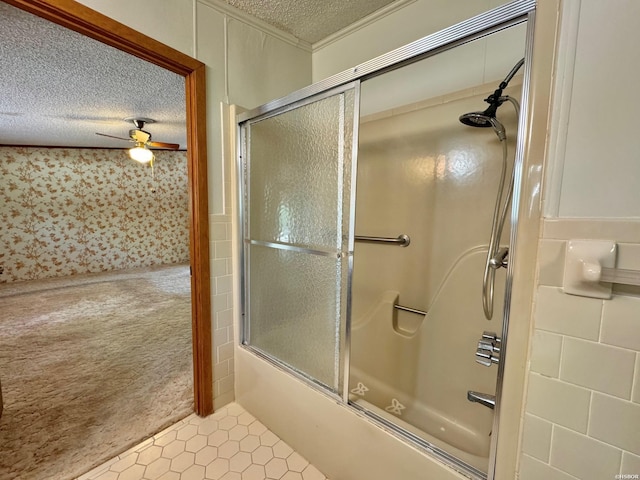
149;157;157;193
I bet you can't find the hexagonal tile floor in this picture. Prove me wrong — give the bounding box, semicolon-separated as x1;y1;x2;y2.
76;403;329;480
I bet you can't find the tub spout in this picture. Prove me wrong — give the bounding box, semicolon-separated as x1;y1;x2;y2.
467;390;495;409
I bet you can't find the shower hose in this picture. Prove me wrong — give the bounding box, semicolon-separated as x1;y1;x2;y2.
482;96;520;320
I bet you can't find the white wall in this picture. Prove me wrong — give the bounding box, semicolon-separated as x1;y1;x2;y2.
226;19;312;109
519;2;640;478
75;0;195;57
519;220;640;480
545;0;640;219
312;0;525;127
312;0;512;82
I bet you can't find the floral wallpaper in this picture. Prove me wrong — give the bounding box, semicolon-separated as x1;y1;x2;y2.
0;147;190;283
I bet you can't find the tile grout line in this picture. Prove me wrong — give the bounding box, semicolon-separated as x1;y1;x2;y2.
81;402;329;480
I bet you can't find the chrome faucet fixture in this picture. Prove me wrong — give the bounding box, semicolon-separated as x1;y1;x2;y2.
467;390;496;409
475;331;501;367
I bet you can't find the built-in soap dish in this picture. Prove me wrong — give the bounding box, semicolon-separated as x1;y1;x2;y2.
392;300;425;337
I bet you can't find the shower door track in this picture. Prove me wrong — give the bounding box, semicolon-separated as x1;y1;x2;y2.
238;1;534;124
237;1;537;479
240;342;487;480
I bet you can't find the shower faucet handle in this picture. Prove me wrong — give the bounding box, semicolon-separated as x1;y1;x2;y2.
482;331;501;343
475;349;500;366
476;332;501;366
478;339;493;351
475;354;493;367
478;339;500;353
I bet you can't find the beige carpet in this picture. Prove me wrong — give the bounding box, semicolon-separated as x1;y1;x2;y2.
0;264;193;480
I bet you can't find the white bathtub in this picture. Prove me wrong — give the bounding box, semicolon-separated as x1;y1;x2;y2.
348;250;502;475
349;367;490;473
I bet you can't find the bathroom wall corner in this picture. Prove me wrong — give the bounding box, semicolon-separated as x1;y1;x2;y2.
493;1;562;478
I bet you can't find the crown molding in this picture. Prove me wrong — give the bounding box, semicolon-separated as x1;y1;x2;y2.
197;0;312;52
312;0;417;51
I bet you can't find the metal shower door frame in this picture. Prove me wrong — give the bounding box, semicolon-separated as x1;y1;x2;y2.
238;80;361;398
237;1;537;479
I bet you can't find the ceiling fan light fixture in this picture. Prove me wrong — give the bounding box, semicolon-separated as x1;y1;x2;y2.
129;143;154;163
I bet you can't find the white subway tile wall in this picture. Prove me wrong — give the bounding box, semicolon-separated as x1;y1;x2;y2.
549;426;621;480
520;454;579;480
560;338;635;399
623;453;640;477
211;213;235;408
533;286;602;341
601;296;640;351
525;374;590;433
521;414;553;462
634;356;640;404
529;330;562;378
589;394;640;456
520;221;640;479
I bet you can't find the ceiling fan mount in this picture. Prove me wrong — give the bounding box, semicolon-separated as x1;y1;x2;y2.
95;117;180;151
124;117;155;130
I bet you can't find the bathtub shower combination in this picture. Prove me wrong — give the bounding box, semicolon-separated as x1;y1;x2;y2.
237;2;535;479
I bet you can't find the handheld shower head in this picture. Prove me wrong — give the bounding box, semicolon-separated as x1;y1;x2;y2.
459;103;506;140
458;57;524;141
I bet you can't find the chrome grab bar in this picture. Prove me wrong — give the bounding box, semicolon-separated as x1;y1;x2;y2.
394;304;427;316
355;234;410;247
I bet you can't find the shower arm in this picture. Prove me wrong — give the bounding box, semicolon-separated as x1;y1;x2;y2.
484;58;525;110
502;58;525;89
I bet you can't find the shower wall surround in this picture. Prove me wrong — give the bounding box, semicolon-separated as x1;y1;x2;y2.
0;147;189;283
519;218;640;480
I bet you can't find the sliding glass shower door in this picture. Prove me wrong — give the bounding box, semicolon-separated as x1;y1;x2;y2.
239;83;359;393
237;3;535;479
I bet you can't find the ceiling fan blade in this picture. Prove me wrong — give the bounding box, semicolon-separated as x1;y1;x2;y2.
148;141;180;150
95;132;133;142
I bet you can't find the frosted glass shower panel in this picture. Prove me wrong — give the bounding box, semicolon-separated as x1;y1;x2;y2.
247;90;355;251
248;244;344;388
242;83;359;393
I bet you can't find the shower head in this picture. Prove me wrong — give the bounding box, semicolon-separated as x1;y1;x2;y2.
459;101;499;128
459;57;524;141
459;103;506;140
459;112;494;128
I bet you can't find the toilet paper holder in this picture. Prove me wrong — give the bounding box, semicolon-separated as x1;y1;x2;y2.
563;239;640;299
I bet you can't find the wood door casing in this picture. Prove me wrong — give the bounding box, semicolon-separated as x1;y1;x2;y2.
5;0;213;416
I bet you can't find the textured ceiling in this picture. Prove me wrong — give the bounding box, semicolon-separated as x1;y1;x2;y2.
0;3;187;150
226;0;399;44
0;1;402;149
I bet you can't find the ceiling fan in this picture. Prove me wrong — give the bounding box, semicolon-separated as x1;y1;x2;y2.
96;117;179;163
